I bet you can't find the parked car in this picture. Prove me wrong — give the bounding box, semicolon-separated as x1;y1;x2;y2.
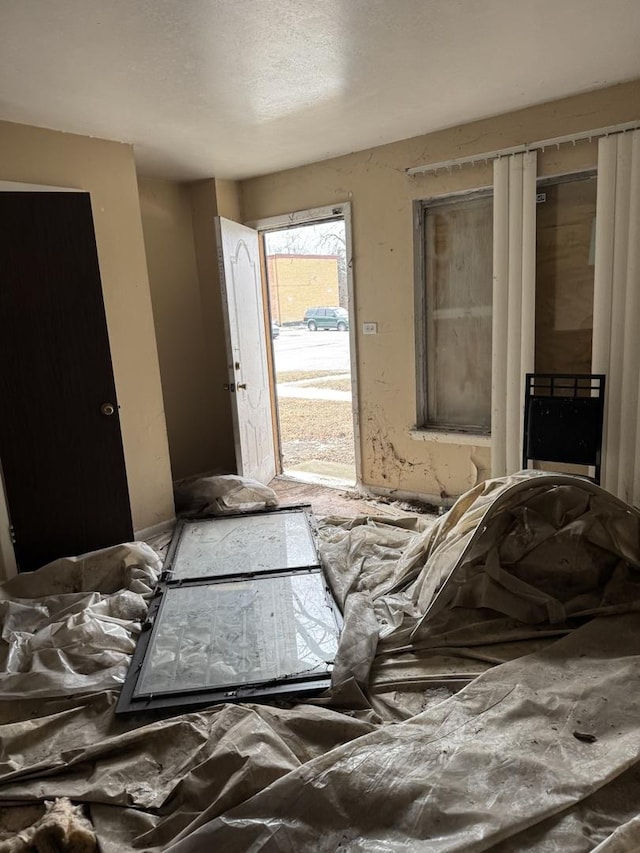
303;306;349;331
271;321;280;338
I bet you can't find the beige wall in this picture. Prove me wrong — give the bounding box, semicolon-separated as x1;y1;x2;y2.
139;178;233;479
0;120;174;558
137;175;244;483
215;178;243;221
188;180;237;473
241;80;640;501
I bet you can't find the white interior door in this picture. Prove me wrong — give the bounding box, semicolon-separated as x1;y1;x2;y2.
216;216;276;484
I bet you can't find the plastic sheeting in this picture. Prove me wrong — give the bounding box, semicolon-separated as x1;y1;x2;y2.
169;615;640;852
0;542;160;699
2;472;640;852
173;474;278;517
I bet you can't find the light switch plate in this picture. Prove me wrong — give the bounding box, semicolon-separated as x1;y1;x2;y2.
363;322;377;335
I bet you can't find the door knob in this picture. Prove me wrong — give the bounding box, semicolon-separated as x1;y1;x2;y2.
237;383;247;390
101;403;116;416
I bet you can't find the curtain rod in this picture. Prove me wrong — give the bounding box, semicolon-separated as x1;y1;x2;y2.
406;120;640;176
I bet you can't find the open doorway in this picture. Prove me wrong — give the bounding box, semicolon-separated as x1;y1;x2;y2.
258;206;358;487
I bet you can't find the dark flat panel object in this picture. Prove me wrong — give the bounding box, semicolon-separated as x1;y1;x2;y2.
522;373;605;483
0;192;133;570
526;397;602;464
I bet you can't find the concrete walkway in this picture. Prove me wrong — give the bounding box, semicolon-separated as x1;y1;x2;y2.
276;371;352;401
276;384;352;401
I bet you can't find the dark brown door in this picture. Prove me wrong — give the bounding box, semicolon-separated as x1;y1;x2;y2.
0;192;133;571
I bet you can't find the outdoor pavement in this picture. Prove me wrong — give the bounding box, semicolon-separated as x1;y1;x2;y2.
274;327;351;400
272;326;351;373
273;327;355;484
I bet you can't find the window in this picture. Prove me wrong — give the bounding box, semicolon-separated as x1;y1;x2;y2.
417;192;493;433
535;174;597;374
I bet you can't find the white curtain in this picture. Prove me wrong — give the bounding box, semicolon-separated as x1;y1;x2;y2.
491;151;537;476
592;130;640;504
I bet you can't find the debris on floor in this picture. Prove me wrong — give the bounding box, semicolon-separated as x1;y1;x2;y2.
268;475;438;520
361;493;442;515
0;798;97;853
1;471;640;851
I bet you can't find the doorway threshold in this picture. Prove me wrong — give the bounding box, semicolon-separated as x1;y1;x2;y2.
282;463;356;489
269;476;407;519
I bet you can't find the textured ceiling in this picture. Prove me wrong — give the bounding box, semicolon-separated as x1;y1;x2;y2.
1;0;640;180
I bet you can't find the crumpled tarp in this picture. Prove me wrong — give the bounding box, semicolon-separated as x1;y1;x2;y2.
173;474;278;516
168;614;640;852
0;542;160;699
2;472;640;852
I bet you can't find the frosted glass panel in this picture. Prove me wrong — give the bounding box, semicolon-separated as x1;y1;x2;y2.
425;195;493;430
171;511;318;578
134;573;338;697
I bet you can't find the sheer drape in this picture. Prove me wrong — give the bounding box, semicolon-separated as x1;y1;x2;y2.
592;130;640;503
491;151;537;476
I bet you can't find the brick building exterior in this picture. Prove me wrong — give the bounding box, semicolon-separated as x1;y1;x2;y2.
266;254;340;324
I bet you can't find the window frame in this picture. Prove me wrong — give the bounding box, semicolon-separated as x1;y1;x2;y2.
414;188;494;436
116;505;342;716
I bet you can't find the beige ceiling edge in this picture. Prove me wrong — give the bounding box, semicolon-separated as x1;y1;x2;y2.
0;181;83;192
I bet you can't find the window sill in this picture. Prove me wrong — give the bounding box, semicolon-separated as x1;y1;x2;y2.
410;428;491;446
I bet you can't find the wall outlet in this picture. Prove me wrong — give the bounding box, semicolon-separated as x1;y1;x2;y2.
363;322;378;335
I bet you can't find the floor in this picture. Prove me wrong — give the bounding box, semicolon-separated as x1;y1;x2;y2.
148;475;438;562
268;475;438;520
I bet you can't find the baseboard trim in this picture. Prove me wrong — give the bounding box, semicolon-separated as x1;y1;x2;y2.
359;484;453;509
134;518;176;542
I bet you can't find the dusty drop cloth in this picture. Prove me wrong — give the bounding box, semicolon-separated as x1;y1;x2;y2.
167;614;640;852
1;473;640;851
